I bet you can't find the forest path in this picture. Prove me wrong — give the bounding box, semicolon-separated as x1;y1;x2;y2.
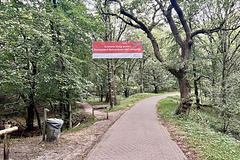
85;93;187;160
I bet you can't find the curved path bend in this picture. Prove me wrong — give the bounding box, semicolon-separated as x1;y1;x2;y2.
85;94;187;160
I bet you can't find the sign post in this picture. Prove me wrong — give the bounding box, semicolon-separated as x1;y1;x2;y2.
42;108;49;141
92;41;143;110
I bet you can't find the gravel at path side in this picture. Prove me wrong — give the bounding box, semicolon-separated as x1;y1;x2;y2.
85;94;187;160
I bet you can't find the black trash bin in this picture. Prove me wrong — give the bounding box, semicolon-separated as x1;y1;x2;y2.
46;118;64;142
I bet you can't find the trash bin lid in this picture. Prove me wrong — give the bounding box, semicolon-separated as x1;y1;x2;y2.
47;118;64;129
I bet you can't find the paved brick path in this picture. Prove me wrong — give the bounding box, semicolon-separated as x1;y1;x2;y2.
85;94;187;160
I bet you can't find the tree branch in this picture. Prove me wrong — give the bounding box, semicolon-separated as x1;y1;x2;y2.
191;22;240;38
149;5;161;31
115;60;125;71
191;27;221;38
170;0;191;40
196;75;212;82
108;0;166;63
102;12;141;29
90;60;107;71
156;0;183;46
231;29;240;44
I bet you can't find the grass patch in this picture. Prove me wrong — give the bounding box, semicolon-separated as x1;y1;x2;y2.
109;92;178;112
64;115;96;132
158;97;240;160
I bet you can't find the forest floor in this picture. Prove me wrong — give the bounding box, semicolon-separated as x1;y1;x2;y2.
0;101;196;160
0;103;126;160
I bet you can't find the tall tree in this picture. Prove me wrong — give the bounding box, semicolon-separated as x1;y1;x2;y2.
46;0;97;128
0;0;98;129
0;0;52;130
101;0;239;114
202;1;240;132
91;1;128;108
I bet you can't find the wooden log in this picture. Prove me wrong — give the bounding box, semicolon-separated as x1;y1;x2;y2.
73;122;81;128
0;126;18;136
92;105;108;110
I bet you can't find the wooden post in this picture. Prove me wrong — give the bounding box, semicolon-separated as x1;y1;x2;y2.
92;106;108;119
0;126;18;160
4;124;11;160
69;104;72;128
92;107;94;118
42;108;49;141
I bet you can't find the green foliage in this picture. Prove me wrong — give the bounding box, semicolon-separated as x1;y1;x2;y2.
1;0;239;131
197;3;240;132
143;59;177;93
110;92;177;112
210;72;240;133
0;0;100;128
158;97;240;160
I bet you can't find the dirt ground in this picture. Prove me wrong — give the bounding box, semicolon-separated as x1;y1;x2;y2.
0;103;126;160
0;102;196;160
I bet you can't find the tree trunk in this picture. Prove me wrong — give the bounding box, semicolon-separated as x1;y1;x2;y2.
192;43;200;109
211;61;217;105
112;78;117;105
68;103;72;128
177;73;191;114
221;53;227;105
139;61;144;93
123;65;128;98
107;60;113;109
124;88;129;98
209;36;218;105
26;61;37;130
154;85;159;93
26;93;35;130
100;85;104;102
153;71;159;93
34;106;41;132
60;102;65;120
194;79;200;109
66;91;72;128
111;59;117;105
105;92;109;103
193;64;200;109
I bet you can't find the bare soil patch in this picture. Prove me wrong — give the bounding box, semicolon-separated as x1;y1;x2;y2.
1;100;196;160
0;103;126;160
